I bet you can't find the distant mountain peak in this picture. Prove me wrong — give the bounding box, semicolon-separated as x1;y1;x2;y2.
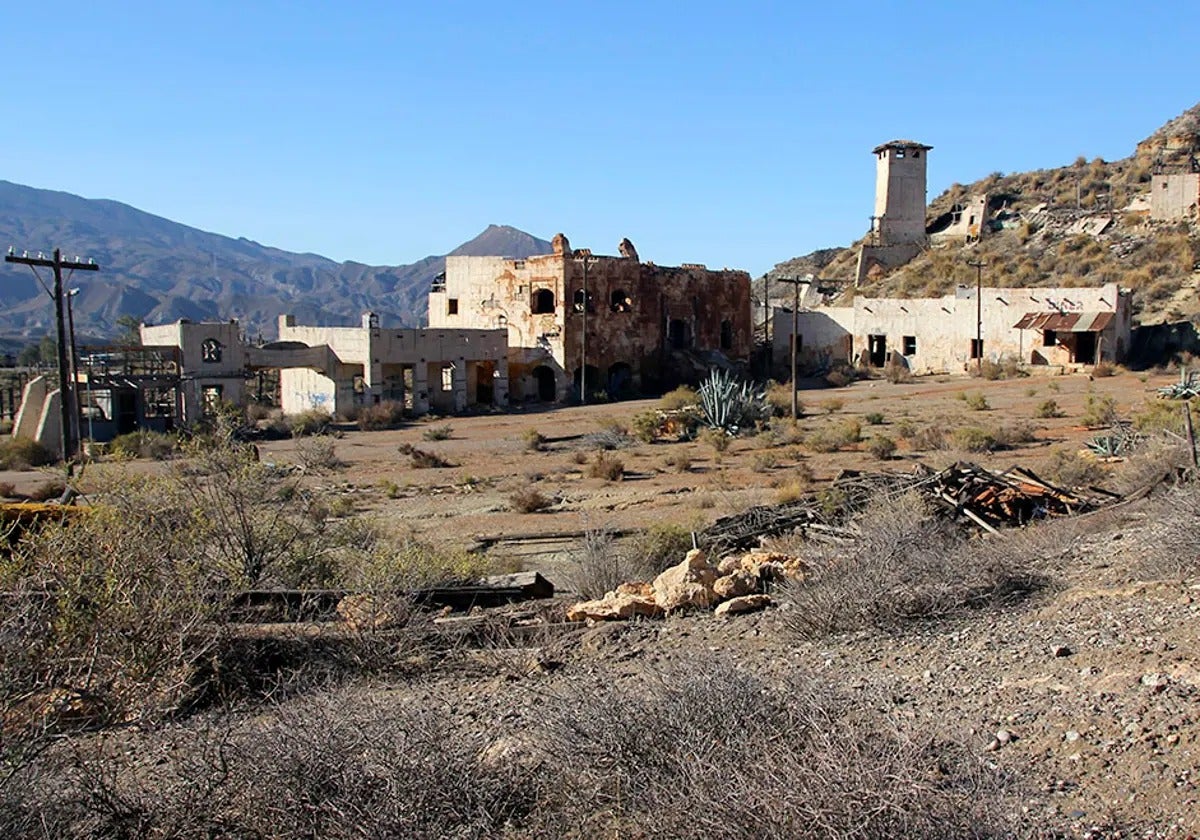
0;180;552;339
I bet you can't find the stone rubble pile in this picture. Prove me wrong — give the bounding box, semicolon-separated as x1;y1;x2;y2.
566;548;804;622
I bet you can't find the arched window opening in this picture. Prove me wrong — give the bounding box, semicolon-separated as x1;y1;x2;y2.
610;289;632;312
573;289;594;313
531;288;555;314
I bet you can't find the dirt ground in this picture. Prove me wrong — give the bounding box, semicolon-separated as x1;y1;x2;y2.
7;367;1198;836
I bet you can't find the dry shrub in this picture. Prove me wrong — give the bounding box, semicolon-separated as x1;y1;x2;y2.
288;407;332;437
751;451;778;472
25;478;67;502
1042;447;1108;489
818;397;845;414
658;385;698;411
1111;435;1193;495
864;411;885;425
883;362;912;384
0;480;15;498
397;443;454;469
586;450;624;481
563;526;624;598
0;660;1021;839
698;427;731;454
3;689;538;840
781;493;1042;639
1081;393;1119;428
0;438;54;470
624;522;694;577
356;400;406;431
293;435;342;471
991;420;1038;448
1130;482;1200;578
1092;361;1116;377
109;431;177;460
534;657;1018;839
824;362;859;388
581;428;635;450
963;391;990;411
509;483;552;513
765;381;800;416
522;428;546;451
951;426;997;453
662;449;692;472
866;434;897;460
1034;398;1063;418
421;423;453;441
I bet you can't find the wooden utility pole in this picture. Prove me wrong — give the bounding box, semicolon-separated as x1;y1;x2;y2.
573;253;599;403
777;276;809;420
968;259;985;373
5;248;99;463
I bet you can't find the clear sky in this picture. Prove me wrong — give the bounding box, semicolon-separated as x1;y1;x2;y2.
4;1;1198;276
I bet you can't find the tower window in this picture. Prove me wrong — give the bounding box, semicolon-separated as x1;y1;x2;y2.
447;299;459;316
895;149;905;159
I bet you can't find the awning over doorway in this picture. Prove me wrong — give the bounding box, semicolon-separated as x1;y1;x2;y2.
1013;311;1114;332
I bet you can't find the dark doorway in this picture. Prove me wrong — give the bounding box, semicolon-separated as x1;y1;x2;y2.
532;365;556;402
1075;332;1097;364
572;365;602;400
669;319;692;350
868;334;887;367
607;362;633;398
475;361;495;405
532;289;555;314
720;319;733;351
117;392;137;435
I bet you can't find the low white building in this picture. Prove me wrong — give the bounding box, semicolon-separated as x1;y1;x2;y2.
773;282;1132;375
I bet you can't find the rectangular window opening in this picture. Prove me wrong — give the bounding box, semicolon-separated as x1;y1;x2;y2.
1043;329;1057;347
447;298;459;316
903;335;917;355
970;339;984;359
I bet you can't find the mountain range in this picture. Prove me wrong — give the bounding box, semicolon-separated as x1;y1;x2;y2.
0;180;551;342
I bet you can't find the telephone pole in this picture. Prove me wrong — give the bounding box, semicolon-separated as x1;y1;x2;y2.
573;252;599;403
776;276;810;420
5;248;100;463
967;259;985;374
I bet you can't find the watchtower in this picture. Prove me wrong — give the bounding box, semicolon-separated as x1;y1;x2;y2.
872;140;932;246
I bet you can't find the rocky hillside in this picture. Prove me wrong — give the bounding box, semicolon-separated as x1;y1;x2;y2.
762;103;1200;324
0;180;551;340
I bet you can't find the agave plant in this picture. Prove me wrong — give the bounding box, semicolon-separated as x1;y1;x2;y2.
697;369;769;434
1085;422;1144;458
1158;368;1200;400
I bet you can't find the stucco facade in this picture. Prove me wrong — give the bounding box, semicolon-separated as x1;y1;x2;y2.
775;282;1132;375
429;234;752;401
857;140;933;284
1149;171;1200;221
140;320;248;423
276;313;508;416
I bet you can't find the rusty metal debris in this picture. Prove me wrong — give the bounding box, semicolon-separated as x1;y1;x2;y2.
700;461;1098;551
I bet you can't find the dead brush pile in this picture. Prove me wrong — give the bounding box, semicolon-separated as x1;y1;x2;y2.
779;492;1046;639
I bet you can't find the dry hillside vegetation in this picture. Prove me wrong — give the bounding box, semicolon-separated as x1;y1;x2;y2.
765;103;1200;325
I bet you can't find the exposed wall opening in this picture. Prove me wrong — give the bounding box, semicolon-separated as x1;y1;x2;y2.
201;384;223;417
441;363;454;390
1075;332;1097;365
668;318;692;350
532;365;556;402
868;334;887;367
1043;329;1057;347
720;319;734;351
475;360;495;405
610;289;632;312
573;289;594;313
607;362;633;399
902;335;917;355
970;339;984;359
201;338;222;364
447;299;459;316
532;288;555;314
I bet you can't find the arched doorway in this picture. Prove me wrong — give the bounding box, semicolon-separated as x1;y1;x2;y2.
572;365;602;401
607;362;633;399
532;365;557;402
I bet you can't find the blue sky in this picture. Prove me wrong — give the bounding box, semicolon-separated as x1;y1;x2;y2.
4;1;1198;276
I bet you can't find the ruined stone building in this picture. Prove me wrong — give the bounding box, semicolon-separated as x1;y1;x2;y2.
13;316;509;452
774;281;1132;374
428;234;752;401
274;313;507;416
856;140;934;284
1149;168;1200;221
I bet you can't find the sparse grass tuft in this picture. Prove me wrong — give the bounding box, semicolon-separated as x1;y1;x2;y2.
586;450;624;481
398;443;455;469
509;483;553;513
421;424;454;441
1034;398;1063;419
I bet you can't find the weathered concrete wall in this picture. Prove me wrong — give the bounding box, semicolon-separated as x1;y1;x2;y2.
873;141;931;246
1150;172;1200;221
929;193;988;245
771;307;855;373
436;244;752;400
774;282;1132;374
